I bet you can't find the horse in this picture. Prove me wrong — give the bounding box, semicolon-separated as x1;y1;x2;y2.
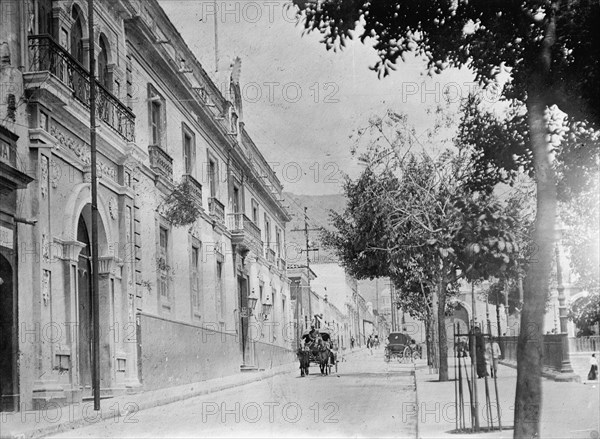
314;339;331;375
296;347;310;377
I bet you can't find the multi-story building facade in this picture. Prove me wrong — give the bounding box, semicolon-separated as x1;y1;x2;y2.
0;0;292;412
288;265;317;348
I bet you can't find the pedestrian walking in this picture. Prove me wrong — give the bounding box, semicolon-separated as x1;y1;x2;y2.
350;336;355;349
367;335;373;355
588;353;598;381
469;327;487;378
486;340;501;377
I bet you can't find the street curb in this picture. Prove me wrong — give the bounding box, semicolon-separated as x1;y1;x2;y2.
1;363;298;439
498;360;582;382
3;350;370;439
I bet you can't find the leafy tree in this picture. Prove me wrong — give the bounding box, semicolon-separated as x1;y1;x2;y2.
562;177;600;334
568;293;600;336
560;181;600;294
323;117;522;380
478;186;537;333
293;1;600;434
482;279;522;334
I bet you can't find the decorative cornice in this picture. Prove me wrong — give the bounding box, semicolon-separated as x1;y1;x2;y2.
51;123;118;182
53;237;86;262
99;255;123;276
29;128;58;148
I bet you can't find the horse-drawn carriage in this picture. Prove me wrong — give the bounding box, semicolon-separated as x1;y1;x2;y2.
296;329;339;376
384;332;422;363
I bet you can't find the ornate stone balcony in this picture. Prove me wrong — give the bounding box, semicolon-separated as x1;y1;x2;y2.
277;257;286;272
228;213;262;254
209;197;225;225
182;174;203;208
148;145;173;183
27;35;135;143
266;248;276;264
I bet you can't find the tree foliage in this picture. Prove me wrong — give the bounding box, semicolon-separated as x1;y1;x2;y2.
560;179;600;294
483;278;522;315
293;0;599;122
562;177;600;334
568;292;600;336
160;181;201;227
322;111;524;380
457;96;600;200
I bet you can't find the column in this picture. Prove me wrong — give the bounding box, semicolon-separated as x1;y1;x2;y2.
97;256;121;394
554;239;579;381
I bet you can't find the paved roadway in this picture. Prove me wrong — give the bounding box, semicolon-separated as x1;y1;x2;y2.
50;349;417;438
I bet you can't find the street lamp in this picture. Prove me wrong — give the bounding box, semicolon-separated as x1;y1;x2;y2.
555;218;568;334
261;295;272;320
247;288;259;315
554;217;577;379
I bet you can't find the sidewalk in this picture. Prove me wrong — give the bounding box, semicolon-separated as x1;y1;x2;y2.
413;359;600;439
0;348;368;439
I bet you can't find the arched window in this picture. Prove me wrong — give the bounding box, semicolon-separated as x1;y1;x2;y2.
98;36;110;90
70;6;84;65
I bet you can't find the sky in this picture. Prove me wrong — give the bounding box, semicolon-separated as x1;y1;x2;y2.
157;1;481;196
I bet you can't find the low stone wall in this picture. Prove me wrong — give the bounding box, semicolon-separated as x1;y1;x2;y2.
136;313;297;391
137;313;242;391
252;341;296;370
498;335;565;370
498;334;580;381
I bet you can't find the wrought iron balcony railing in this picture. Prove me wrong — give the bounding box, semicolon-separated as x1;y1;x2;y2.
209;197;225;225
27;35;135;142
148;145;173;182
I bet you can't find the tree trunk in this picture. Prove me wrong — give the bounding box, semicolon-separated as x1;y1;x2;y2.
513;9;557;439
431;286;440;371
425;314;433;367
438;278;449;381
496;296;502;336
514;73;557;439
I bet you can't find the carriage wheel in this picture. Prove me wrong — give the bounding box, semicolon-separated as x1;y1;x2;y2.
402;346;411;363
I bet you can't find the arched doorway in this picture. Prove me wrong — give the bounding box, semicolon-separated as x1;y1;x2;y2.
77;214;93;394
0;252;16;411
446;302;470;352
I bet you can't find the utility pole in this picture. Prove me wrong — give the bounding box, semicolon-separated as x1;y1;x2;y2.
375;279;379;335
87;0;101;412
389;282;396;331
290;207;320;329
354;290;360;345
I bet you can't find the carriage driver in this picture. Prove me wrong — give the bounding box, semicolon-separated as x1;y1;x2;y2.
306;326;321;349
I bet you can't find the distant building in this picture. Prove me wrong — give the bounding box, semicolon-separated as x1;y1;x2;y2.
310;262;373;346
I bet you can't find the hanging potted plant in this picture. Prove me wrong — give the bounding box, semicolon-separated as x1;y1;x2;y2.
159;180;201;227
